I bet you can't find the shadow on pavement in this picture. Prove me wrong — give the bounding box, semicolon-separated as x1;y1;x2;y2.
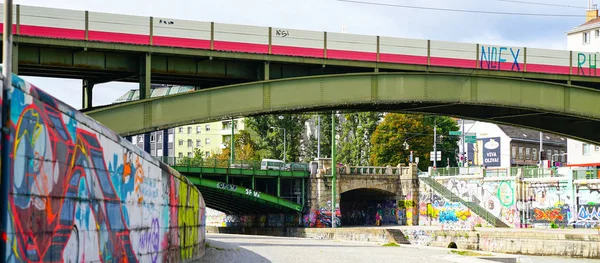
198;238;271;263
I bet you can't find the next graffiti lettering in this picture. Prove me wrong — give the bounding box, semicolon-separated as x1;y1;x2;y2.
480;45;521;71
577;53;598;76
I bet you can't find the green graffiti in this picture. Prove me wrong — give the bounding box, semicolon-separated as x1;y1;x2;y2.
497;181;515;207
178;182;199;260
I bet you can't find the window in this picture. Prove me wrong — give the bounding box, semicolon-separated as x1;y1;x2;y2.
178;139;183;146
554;150;559;161
197;126;202;134
511;146;517;160
205;124;211;131
178;152;183;158
188;152;192;158
205;151;211;157
187;127;192;134
583;143;593;155
205;138;211;145
584;32;591;44
139;136;144;143
596;145;600;152
187;139;193;147
525;148;531;160
596;29;599;38
157;134;163;143
560;151;565;162
150;135;155;142
197;139;202;147
518;146;524;160
532;148;538;161
178;127;183;133
546;150;552;160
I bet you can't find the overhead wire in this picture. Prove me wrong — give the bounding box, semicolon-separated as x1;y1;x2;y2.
494;0;587;9
336;0;584;18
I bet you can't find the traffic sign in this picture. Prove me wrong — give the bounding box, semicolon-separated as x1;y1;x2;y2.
466;138;477;143
449;131;462;136
430;151;442;161
466;135;476;139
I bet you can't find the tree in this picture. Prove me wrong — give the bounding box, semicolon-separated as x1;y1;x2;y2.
213;130;259;161
245;114;308;162
305;112;336;160
338;112;382;165
422;116;460;168
369;114;459;171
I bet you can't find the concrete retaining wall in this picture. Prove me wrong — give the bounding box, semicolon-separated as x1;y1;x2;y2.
207;226;600;259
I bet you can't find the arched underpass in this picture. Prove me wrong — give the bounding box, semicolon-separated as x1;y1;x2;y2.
341;188;398;226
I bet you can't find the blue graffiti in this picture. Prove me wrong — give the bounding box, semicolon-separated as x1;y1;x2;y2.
138;218;160;263
577;53;597;76
439;210;458;223
480;45;521;71
75;178;91;228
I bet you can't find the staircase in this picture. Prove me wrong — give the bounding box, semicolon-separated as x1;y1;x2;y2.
386;229;411;244
420;177;509;228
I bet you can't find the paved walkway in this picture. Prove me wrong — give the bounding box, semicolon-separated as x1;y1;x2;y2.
199;233;598;263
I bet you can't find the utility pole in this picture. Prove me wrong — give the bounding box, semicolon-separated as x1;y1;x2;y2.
230;118;235;164
462;119;466;167
331;111;337;228
317;115;321;159
0;1;14;260
433;117;437;168
539;132;543;165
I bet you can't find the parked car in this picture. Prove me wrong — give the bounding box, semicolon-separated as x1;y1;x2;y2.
261;159;285;170
285;163;309;171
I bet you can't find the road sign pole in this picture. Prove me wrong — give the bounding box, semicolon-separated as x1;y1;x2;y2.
433;117;437;168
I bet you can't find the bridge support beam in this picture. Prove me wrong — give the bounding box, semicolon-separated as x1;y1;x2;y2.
11;42;18;74
162;129;169;158
139;53;151;99
143;133;151;155
277;176;281;197
82;80;94;110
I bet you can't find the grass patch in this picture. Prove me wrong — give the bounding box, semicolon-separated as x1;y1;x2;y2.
382;242;400;247
205;241;228;251
450;250;492;257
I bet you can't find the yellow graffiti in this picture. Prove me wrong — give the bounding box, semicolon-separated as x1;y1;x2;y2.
179;182;199;260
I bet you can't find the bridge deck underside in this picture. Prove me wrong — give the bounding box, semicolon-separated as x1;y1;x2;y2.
195;184;295;214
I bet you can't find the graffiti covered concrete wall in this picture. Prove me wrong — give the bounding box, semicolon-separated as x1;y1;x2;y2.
3;76;206;262
418;183;489;229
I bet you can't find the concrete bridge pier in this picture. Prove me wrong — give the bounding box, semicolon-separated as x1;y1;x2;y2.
306;163;419;228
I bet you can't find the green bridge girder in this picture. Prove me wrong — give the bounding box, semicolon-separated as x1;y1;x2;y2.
185;176;303;214
86;72;600;144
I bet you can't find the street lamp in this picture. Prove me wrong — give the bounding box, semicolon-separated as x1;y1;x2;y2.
270;126;287;162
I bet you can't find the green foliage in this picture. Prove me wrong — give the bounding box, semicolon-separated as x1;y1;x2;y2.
338;112;382;165
177;148;206;166
245;114;309;162
369;114;459;170
214;130;259;161
305;113;336;161
550;221;559;229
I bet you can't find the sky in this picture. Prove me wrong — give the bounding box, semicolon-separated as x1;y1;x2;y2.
13;0;590;109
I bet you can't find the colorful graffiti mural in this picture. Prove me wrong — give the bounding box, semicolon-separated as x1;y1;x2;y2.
303;208;341;228
2;75;205;262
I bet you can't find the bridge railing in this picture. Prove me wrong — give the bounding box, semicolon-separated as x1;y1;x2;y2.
159;156;311;173
340;165;411;176
428;165;580;179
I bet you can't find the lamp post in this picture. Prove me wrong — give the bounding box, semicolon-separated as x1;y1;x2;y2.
270;126;287;162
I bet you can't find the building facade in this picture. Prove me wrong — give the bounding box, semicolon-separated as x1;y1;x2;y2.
459;121;567;169
116;85;245;159
566;3;600;167
173;119;245;159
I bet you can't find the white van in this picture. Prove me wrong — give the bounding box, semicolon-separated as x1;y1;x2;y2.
261;159;285;170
